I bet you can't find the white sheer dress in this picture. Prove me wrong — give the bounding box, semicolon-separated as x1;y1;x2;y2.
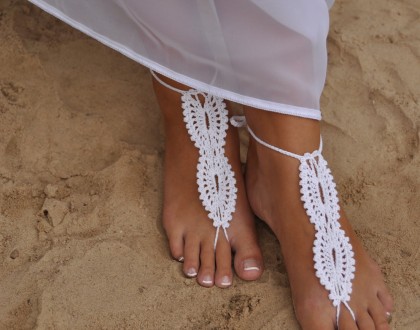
28;0;335;120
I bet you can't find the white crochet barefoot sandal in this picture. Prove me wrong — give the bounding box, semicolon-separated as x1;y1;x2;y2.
231;116;356;325
152;71;237;249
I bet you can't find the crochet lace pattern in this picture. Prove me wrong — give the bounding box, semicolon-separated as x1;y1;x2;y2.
231;116;356;324
152;71;237;248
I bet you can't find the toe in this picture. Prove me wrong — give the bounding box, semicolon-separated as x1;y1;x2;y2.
197;239;215;287
377;288;394;315
231;227;263;281
337;307;358;330
214;237;233;288
183;236;200;278
167;230;184;262
356;311;375;330
369;300;391;330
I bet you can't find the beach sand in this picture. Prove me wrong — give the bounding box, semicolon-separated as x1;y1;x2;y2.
0;0;419;328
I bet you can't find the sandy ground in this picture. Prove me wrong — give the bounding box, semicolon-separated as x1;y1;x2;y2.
0;0;419;329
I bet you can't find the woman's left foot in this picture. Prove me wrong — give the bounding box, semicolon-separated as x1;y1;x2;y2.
244;109;394;329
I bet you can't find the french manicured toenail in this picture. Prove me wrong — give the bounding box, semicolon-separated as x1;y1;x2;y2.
243;259;260;271
202;275;213;285
186;268;197;277
221;276;231;286
177;256;184;262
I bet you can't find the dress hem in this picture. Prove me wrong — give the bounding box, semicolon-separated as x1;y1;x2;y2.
28;0;322;121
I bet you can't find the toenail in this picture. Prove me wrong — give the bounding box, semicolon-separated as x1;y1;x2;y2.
201;275;213;285
177;256;184;262
186;268;197;277
243;259;260;272
220;276;232;286
386;312;392;322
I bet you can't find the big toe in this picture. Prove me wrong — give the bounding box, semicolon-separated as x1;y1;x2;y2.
231;229;263;281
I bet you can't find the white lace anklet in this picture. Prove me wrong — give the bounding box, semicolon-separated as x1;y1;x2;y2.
152;71;237;249
231;116;356;325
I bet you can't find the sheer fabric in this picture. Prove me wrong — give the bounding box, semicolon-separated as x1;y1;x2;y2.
28;0;334;120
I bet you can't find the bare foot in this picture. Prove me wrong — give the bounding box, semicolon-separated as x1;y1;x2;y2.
152;75;263;288
244;109;393;329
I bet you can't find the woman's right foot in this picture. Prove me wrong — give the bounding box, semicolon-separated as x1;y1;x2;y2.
244;109;393;329
153;74;263;288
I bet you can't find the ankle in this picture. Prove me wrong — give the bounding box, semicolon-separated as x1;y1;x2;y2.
244;107;321;155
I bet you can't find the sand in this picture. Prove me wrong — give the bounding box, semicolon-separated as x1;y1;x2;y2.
0;0;419;329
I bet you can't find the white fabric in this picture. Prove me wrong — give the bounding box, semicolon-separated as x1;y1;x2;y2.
28;0;334;120
325;0;336;9
232;115;356;325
